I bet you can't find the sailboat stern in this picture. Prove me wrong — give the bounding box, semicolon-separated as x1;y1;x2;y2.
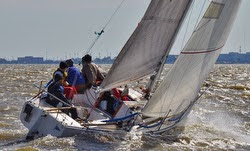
20;100;46;131
20;99;82;138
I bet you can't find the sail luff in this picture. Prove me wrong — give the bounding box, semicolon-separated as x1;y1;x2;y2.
100;0;193;91
142;0;242;118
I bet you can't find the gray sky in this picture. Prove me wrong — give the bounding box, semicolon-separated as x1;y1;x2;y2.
0;0;249;60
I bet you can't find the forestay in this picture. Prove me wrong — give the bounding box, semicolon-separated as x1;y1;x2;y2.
100;0;192;91
142;0;241;118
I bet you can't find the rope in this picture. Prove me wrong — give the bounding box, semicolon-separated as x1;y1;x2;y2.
88;88;97;100
84;0;126;55
157;110;171;131
86;89;95;107
103;0;126;30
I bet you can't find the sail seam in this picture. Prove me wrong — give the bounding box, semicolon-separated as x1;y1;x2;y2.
143;17;179;23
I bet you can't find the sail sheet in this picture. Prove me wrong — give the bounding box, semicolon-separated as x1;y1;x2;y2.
100;0;192;90
142;0;241;118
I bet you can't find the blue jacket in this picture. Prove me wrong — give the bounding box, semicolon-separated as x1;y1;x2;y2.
67;66;86;86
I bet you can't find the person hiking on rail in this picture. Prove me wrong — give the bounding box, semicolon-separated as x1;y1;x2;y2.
46;73;78;120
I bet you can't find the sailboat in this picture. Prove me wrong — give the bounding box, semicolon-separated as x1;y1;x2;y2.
20;0;241;138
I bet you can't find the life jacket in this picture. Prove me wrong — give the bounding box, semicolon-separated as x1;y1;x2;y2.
121;96;130;101
112;88;130;101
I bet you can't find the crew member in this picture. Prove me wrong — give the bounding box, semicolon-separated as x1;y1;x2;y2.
53;61;68;86
46;73;78;119
66;59;86;93
81;54;105;88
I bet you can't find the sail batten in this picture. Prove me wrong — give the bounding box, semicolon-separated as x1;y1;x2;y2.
142;0;241;118
100;0;193;90
181;45;224;54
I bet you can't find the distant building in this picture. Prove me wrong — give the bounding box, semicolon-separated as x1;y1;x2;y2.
44;59;57;64
94;56;113;64
217;52;250;64
0;58;8;64
17;56;43;64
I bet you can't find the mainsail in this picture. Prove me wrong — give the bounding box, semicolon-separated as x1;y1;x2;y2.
100;0;192;91
142;0;241;118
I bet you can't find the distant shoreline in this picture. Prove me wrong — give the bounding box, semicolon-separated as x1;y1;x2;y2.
0;52;249;64
0;63;249;65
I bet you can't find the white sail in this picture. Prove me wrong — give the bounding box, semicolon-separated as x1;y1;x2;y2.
142;0;241;118
100;0;193;91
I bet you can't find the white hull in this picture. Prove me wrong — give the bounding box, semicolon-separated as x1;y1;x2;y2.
20;88;138;138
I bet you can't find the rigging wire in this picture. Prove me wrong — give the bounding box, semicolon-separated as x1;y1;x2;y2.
84;0;126;55
181;0;195;50
181;0;207;50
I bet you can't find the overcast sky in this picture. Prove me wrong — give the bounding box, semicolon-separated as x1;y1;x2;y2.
0;0;249;60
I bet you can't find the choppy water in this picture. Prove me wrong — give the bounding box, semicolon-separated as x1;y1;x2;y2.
0;64;249;151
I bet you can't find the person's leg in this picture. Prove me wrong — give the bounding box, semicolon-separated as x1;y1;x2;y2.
64;86;75;99
45;98;59;107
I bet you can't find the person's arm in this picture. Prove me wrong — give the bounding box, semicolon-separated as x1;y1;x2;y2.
97;69;105;80
44;79;53;88
93;64;104;80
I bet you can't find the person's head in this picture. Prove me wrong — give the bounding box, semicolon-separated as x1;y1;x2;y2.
59;61;68;71
82;54;92;63
65;59;74;67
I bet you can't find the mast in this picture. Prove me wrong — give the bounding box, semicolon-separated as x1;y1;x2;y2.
145;0;193;97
